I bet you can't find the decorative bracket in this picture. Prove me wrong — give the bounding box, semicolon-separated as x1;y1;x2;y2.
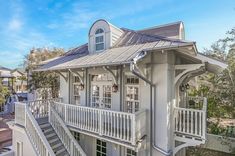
68;69;84;84
174;64;205;85
103;66;118;85
56;71;68;81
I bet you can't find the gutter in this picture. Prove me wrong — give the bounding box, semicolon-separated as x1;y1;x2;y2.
130;50;172;156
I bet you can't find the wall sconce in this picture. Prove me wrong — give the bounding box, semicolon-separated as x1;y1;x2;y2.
112;84;118;92
79;84;85;90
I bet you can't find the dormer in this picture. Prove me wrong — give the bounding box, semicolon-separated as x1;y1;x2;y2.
88;19;123;54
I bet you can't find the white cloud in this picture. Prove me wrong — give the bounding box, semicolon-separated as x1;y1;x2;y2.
8;18;23;31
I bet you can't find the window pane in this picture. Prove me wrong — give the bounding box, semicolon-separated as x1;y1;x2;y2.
95;28;104;34
96;43;104;51
96;36;104;43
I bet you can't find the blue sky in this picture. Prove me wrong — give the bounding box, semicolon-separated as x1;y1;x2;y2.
0;0;235;69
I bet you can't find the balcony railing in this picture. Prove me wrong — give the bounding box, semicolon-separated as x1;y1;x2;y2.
174;97;207;140
52;102;147;145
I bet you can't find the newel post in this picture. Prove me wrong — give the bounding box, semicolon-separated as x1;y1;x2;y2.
132;114;136;145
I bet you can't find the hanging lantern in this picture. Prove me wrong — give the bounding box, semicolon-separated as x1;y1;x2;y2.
112;84;118;92
79;84;85;90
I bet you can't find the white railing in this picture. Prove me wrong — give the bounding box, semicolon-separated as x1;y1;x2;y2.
28;98;62;119
53;102;147;145
49;105;86;156
15;102;26;126
15;102;55;156
174;97;207;140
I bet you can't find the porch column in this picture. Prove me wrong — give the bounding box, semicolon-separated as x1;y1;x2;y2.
151;52;175;156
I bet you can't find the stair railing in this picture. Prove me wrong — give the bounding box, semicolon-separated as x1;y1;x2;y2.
15;102;55;156
49;102;86;156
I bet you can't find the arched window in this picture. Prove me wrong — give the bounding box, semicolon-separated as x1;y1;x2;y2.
95;28;105;51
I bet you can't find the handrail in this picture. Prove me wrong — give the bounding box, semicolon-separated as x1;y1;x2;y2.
25;103;55;156
49;103;86;156
55;102;135;116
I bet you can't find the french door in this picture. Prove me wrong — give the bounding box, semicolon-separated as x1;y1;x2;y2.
91;82;112;109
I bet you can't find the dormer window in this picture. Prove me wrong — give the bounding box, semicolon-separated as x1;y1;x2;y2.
95;28;105;51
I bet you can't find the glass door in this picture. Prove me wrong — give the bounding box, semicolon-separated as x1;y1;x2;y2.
91;83;112;109
125;76;140;113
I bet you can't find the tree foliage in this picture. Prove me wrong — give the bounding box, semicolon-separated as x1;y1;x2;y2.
191;27;235;119
0;82;10;105
24;47;64;98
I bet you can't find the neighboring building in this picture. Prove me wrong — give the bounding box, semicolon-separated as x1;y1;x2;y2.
0;66;14;88
11;69;27;93
10;20;227;156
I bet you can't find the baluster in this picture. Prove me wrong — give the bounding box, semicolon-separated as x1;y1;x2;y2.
195;111;198;135
187;110;189;133
199;111;202;136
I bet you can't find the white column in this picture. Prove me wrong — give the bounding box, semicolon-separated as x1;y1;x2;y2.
151;52;175;156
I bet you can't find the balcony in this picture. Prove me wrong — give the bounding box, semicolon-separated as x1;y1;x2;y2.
173;96;207;155
52;102;147;146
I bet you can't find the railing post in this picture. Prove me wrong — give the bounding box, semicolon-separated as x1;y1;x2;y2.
202;97;207;140
65;104;67;123
48;101;51;123
132;114;136;145
99;110;102;135
70;142;73;155
24;103;27;127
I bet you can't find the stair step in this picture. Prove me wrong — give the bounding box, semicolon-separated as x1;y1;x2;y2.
52;142;63;150
57;150;69;156
55;147;66;155
49;137;59;144
40;123;51;129
46;132;57;138
43;128;53;134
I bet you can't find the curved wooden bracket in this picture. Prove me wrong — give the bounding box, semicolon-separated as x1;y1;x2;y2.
68;69;84;84
103;66;118;85
174;64;205;85
56;71;68;81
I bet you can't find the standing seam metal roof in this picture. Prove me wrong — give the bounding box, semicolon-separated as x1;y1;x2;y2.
37;29;193;71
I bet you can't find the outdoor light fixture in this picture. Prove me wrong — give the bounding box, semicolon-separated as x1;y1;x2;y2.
180;83;190;92
112;84;118;92
79;84;85;90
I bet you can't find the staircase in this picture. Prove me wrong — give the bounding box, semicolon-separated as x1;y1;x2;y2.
15;99;86;156
38;120;69;156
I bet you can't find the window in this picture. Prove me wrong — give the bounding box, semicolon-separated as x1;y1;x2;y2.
96;139;106;156
73;76;81;105
126;149;137;156
125;76;140;113
71;131;80;142
95;28;105;51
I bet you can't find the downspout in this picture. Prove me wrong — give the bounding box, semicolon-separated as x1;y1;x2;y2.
130;50;172;156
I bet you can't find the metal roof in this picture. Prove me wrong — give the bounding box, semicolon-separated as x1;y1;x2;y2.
37;32;193;71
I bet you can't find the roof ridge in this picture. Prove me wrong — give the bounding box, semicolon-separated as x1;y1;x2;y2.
122;28;188;43
137;21;183;32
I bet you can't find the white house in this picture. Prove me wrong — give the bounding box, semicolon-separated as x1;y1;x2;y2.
10;19;227;156
0;66;13;87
